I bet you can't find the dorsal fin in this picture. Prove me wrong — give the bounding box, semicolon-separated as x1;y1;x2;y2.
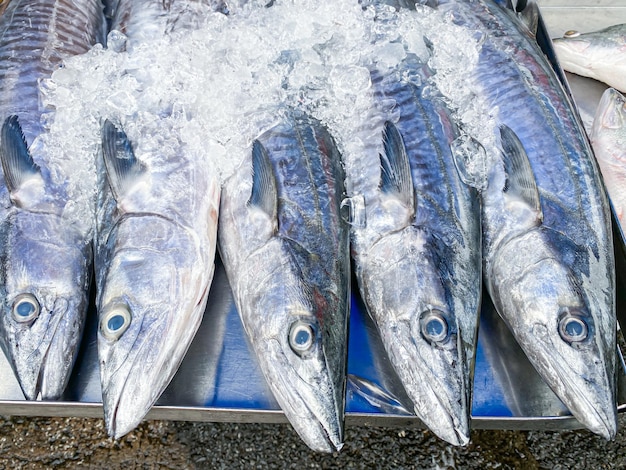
380;121;415;212
101;119;145;201
0;115;41;194
248;139;277;221
499;125;542;219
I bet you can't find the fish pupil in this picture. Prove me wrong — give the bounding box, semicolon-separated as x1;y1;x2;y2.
289;321;315;354
564;318;586;339
16;301;34;317
426;318;445;337
419;309;449;344
294;329;310;346
107;315;125;332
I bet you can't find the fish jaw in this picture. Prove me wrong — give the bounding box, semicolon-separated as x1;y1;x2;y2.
377;316;469;446
488;230;617;439
357;227;471;446
593;87;626;134
0;212;92;400
98;295;206;439
97;214;215;438
262;336;344;453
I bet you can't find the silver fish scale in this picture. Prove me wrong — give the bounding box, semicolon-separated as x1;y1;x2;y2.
267;118;346;286
371;63;469;247
0;0;106;144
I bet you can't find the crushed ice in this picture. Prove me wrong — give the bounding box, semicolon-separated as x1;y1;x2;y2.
40;0;494;221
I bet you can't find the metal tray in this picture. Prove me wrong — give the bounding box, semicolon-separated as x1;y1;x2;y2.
2;1;626;432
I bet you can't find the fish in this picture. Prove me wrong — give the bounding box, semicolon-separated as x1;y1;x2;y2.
434;0;617;438
590;87;626;226
0;0;106;400
96;119;220;438
218;111;350;453
553;24;626;94
347;55;482;446
95;1;223;438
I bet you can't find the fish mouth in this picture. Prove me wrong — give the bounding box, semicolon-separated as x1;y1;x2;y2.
7;298;81;401
263;338;344;453
380;320;470;446
526;324;617;439
546;360;616;440
101;328;164;439
100;299;207;439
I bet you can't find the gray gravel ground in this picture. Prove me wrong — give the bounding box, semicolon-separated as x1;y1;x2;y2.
1;414;625;469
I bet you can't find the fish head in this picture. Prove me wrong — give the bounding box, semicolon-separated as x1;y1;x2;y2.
238;237;345;453
593;87;626;135
553;28;625;79
359;225;470;446
490;231;617;438
0;210;91;400
97;214;211;438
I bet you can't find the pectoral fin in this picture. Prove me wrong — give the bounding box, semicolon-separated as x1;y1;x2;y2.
499;124;542;220
0;116;41;195
248;139;278;222
380;121;415;213
101;119;145;201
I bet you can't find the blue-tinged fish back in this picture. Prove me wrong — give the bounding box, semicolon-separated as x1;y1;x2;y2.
0;0;106;144
257;112;347;287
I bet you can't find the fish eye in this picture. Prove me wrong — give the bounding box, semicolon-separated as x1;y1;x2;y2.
288;321;316;355
419;308;449;344
100;304;132;341
558;308;590;345
563;30;581;38
12;294;40;323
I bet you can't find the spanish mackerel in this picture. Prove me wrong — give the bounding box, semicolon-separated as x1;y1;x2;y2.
0;0;105;400
218;112;350;453
553;24;626;94
348;54;481;446
434;0;617;437
96;0;223;438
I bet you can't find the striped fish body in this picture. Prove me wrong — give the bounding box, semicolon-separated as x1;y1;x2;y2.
218;111;350;453
437;0;617;438
94;0;222;438
0;0;105;401
350;56;481;446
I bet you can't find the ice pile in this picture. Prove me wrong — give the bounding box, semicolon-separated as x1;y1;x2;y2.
40;0;486;189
